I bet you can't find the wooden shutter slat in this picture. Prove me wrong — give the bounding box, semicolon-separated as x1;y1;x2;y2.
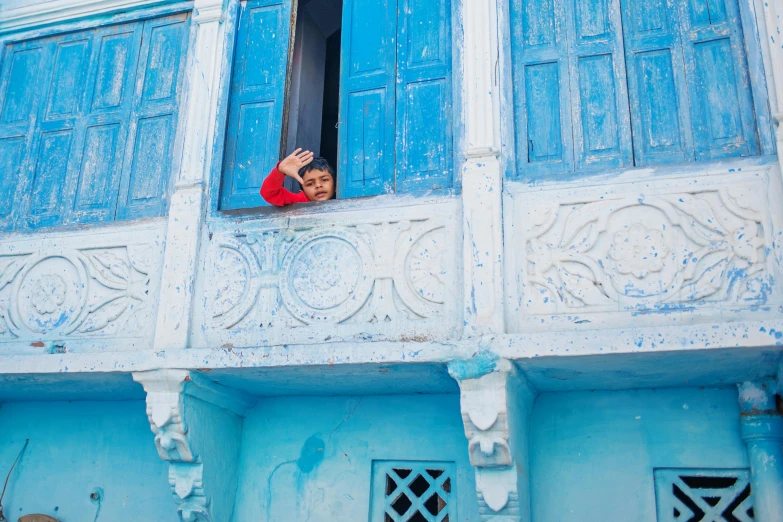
566;0;634;171
337;0;397;199
620;0;694;166
395;0;453;194
221;0;293;209
511;0;575;178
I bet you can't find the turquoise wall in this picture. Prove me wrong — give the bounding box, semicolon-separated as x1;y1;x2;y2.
233;393;479;522
529;387;748;522
0;400;177;522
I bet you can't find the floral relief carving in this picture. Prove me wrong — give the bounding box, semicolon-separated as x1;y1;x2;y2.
204;215;454;333
609;224;669;279
0;243;156;342
516;178;773;317
31;274;67;314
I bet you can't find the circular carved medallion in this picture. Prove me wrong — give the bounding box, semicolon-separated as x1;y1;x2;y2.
279;230;374;324
10;254;88;336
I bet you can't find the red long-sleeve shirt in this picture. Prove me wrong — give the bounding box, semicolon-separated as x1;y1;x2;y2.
260;164;310;206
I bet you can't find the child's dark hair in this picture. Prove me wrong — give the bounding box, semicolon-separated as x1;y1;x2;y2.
299;157;335;180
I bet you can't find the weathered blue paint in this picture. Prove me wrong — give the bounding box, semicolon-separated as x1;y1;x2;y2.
338;0;396;198
510;0;767;180
338;0;453;198
446;350;499;381
739;414;783;521
232;394;480;522
220;0;293;210
395;0;453;193
0;400;177;521
530;387;748;521
0;12;189;230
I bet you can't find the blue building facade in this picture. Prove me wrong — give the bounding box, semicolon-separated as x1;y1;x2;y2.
1;0;783;520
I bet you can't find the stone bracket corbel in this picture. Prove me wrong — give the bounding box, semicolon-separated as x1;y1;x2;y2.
448;355;535;522
133;370;255;522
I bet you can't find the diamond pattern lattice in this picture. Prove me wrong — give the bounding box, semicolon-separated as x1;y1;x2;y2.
371;461;455;522
654;469;754;522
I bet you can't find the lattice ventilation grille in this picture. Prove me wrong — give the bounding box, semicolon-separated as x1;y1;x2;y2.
372;461;454;522
654;469;754;522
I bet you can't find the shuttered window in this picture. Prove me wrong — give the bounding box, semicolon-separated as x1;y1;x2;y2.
0;12;190;231
220;0;453;209
511;0;770;180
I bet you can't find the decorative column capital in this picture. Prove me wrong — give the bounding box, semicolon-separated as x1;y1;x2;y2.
193;0;224;24
449;356;514;467
133;370;254;522
738;379;779;415
448;355;534;521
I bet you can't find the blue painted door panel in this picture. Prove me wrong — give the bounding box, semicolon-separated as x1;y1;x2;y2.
511;0;573;176
676;0;759;159
567;0;633;171
339;0;453;198
221;0;293;209
338;0;397;198
0;12;189;231
395;0;453;193
117;14;189;220
621;0;693;166
68;22;143;224
0;39;45;230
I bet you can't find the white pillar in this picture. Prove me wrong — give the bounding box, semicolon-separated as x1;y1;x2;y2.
461;0;505;336
154;0;226;350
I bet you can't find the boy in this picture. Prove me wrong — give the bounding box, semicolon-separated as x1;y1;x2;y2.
260;148;335;206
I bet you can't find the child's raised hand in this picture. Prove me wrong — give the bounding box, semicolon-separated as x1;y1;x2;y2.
279;148;314;185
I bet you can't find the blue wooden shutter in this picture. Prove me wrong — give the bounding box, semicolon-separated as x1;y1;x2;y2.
221;0;293;209
565;0;633;171
395;0;453;193
67;21;144;224
511;0;574;178
675;0;759;159
117;13;190;219
620;0;693;166
22;31;93;229
338;0;397;198
0;39;45;230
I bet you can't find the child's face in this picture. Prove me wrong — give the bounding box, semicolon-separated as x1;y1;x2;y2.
302;169;335;201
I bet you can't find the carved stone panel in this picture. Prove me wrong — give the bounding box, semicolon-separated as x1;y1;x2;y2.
506;169;779;331
0;222;165;352
195;200;461;346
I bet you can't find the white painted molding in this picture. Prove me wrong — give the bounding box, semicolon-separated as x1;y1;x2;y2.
460;0;505;336
462;0;500;156
0;0;166;33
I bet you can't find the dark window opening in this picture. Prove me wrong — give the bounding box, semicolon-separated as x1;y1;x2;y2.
282;0;342;194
